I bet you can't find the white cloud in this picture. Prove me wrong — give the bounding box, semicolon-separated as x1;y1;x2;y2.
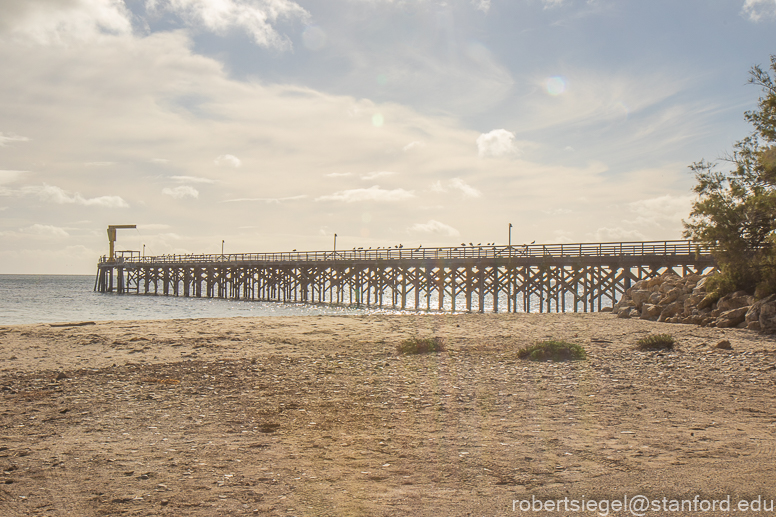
162;185;199;199
0;0;133;44
148;0;310;49
471;0;491;13
151;158;170;164
13;184;129;207
25;224;69;237
402;141;425;152
628;194;694;223
592;227;647;242
138;223;172;230
0;132;30;146
225;194;306;203
326;172;352;177
316;185;415;203
408;219;460;237
476;129;517;158
742;0;776;21
431;178;481;198
361;171;396;180
171;175;216;183
214;154;242;167
85;161;114;166
0;170;27;185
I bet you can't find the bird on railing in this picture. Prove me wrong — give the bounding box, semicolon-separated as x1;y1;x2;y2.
531;240;535;244
461;243;466;246
469;242;473;246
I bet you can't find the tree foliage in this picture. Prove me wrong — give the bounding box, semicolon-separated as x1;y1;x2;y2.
683;55;776;297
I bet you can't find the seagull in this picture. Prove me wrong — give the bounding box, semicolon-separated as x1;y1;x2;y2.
531;240;536;244
461;243;466;246
469;242;473;246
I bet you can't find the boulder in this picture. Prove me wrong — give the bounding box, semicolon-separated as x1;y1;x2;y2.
714;306;750;328
716;292;754;312
648;291;662;305
697;293;718;311
641;303;662;320
629;289;651;309
757;295;776;334
693;276;710;294
658;287;682;305
658;301;684;322
617;307;632;318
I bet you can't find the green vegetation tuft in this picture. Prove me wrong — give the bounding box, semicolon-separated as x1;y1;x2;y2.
517;340;587;361
397;336;446;355
636;333;675;350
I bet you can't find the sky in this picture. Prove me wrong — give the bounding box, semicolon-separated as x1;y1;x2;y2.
1;0;775;274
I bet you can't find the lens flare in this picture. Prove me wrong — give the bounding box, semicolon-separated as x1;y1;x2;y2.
546;76;567;96
372;113;384;127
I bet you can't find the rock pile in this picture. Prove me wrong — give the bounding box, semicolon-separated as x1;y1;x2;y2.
612;273;776;332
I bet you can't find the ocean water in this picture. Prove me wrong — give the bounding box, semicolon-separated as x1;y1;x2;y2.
0;275;369;325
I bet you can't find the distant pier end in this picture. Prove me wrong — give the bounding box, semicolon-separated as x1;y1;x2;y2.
94;240;715;314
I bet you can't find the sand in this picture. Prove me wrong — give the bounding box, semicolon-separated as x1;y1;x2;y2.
1;313;776;516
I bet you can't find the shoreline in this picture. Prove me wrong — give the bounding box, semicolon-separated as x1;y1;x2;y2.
1;313;776;515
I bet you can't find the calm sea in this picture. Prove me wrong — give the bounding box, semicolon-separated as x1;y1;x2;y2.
0;275;369;325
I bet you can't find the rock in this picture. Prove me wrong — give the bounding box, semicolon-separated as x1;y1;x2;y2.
599;307;612;312
658;287;682;305
628;309;640;318
617;307;631;319
693;276;711;294
759;296;776;334
684;293;706;312
715;340;732;350
658;301;684;322
648;291;662;305
697;293;718;311
55;372;69;381
746;294;776;334
715;306;750;328
641;304;662;320
629;290;651;309
716;292;754;312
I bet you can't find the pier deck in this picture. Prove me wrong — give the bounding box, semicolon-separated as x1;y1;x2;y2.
95;240;715;313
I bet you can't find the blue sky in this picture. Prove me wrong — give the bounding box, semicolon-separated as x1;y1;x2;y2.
1;0;775;273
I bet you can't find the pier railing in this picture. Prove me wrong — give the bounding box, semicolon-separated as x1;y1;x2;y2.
101;240;707;265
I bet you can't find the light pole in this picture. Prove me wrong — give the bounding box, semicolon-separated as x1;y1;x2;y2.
143;244;145;258
221;240;225;257
508;223;513;312
333;233;337;259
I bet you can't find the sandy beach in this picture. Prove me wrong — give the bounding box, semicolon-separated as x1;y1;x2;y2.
1;313;776;516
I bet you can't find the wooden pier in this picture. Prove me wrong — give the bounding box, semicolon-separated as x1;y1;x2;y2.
95;240;715;313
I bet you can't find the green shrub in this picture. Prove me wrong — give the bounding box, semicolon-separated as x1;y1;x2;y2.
397;336;446;355
636;334;675;350
517;340;586;361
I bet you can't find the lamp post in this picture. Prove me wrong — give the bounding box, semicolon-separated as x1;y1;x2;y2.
143;244;145;259
221;240;225;258
508;223;513;313
333;233;337;259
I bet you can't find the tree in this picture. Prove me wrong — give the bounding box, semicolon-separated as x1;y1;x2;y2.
683;55;776;297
